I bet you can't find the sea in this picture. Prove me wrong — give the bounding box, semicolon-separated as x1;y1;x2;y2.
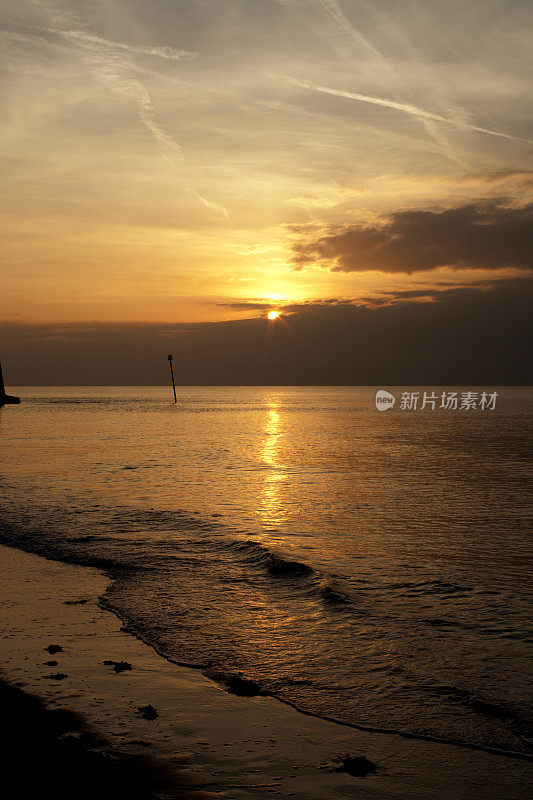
1;386;531;757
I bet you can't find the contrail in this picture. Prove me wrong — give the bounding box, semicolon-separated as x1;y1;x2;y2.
275;1;468;160
275;1;530;157
282;76;533;145
316;0;385;63
60;30;197;62
276;0;389;68
23;0;229;219
68;41;229;219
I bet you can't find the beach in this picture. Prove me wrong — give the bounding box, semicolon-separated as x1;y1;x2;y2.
0;543;531;799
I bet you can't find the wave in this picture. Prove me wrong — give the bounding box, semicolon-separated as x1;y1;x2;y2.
221;538;354;610
318;579;352;606
226;539;315;578
0;500;354;613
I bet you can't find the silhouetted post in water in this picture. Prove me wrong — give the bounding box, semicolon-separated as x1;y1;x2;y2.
167;354;177;404
0;362;20;405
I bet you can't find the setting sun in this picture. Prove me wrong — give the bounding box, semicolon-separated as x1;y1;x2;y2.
267;311;280;320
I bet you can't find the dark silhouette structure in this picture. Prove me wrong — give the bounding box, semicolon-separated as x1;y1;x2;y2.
0;362;20;404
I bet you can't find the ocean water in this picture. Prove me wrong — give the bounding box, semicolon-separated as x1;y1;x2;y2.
1;386;532;756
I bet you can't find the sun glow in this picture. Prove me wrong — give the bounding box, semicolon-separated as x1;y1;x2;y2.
267;310;280;320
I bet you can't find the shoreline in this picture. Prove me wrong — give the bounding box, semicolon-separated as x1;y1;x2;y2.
101;594;532;764
0;543;531;799
4;526;531;763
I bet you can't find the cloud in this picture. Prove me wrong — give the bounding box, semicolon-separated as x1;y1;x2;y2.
449;170;533;187
217;300;272;311
217;277;531;312
2;276;531;385
217;297;367;313
290;201;533;273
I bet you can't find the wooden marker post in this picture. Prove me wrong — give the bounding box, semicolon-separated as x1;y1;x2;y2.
167;354;177;404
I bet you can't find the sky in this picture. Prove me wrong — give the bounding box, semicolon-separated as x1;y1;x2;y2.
1;0;532;330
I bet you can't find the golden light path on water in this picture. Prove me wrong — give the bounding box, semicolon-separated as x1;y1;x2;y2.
259;402;287;529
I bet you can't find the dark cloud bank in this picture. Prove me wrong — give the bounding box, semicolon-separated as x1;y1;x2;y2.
291;201;533;273
1;277;531;385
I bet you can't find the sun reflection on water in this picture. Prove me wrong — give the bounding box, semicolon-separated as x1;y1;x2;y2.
258;402;287;528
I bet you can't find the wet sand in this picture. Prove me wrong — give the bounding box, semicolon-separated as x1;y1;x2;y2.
0;544;530;799
0;677;214;799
